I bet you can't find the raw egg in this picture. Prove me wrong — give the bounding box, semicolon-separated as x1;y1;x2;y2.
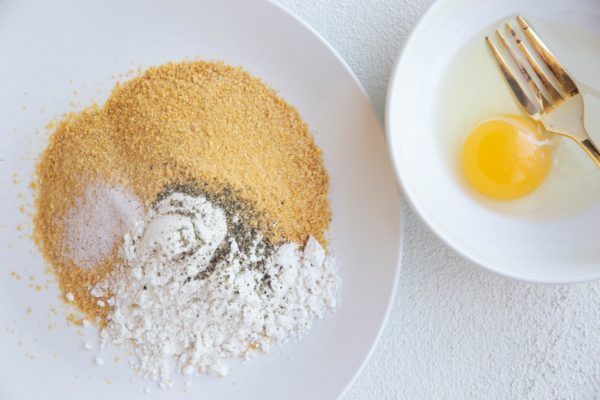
462;116;553;200
438;18;600;217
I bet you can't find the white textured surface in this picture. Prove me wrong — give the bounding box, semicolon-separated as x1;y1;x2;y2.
275;0;600;399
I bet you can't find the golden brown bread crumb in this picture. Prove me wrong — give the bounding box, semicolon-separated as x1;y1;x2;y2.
33;60;330;323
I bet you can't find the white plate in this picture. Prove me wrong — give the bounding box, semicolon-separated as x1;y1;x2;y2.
387;0;600;283
0;1;402;398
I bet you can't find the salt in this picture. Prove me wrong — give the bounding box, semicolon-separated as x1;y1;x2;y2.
63;182;142;269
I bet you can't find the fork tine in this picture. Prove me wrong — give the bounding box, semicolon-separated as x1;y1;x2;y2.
505;22;563;111
495;29;550;112
517;16;579;97
485;36;542;116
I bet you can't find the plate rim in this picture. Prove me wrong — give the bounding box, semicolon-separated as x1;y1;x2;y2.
269;2;405;395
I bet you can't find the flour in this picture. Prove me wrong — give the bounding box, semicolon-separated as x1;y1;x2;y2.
96;192;339;388
64;182;142;269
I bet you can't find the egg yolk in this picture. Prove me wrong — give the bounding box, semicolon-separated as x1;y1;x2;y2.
462;116;553;200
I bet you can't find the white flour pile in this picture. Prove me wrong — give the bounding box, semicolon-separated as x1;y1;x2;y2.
94;192;339;387
63;182;143;269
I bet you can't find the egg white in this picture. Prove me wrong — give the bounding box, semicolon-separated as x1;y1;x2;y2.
437;16;600;219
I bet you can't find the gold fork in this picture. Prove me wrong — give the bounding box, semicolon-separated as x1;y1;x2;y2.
486;16;600;167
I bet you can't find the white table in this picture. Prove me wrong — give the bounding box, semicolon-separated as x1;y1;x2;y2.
276;0;600;398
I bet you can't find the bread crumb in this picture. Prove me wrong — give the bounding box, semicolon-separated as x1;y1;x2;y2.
67;313;84;326
33;60;330;325
10;272;22;281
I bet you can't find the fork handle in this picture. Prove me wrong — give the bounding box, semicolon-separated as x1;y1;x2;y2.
581;138;600;168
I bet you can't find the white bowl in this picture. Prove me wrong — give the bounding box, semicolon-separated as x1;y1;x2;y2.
386;0;600;283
